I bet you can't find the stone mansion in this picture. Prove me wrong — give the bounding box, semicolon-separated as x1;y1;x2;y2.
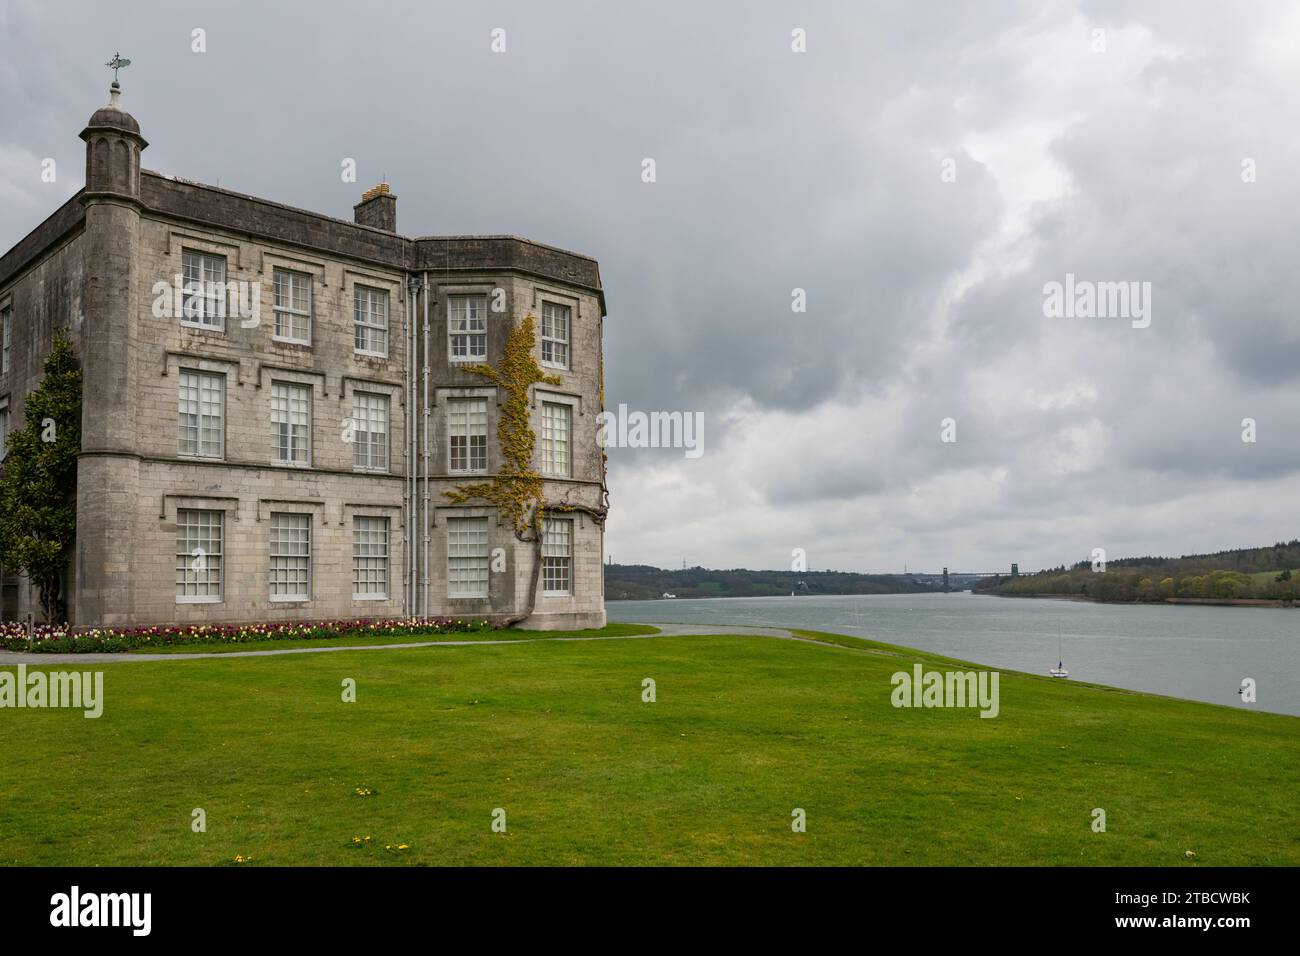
0;84;607;629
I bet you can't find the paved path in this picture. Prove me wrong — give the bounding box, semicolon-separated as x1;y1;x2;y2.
0;623;824;664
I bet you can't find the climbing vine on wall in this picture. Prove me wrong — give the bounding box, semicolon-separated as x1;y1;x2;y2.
445;312;609;625
444;313;560;540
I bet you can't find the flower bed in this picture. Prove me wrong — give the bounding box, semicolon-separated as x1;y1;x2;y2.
0;617;494;654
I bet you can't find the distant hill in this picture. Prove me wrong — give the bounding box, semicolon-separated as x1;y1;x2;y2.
1061;540;1300;576
603;564;940;600
974;539;1300;603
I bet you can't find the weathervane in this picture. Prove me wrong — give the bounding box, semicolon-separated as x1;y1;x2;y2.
105;51;131;87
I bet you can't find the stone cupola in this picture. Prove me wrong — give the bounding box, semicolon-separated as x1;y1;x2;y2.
79;81;148;201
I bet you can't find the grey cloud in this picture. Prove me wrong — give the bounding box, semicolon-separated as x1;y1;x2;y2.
3;0;1300;570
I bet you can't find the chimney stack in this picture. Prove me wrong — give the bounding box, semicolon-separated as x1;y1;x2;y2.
354;182;397;232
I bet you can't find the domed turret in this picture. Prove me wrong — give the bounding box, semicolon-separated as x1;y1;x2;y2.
84;84;142;137
79;82;147;200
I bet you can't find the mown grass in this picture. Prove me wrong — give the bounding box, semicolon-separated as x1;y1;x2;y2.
1249;569;1296;582
126;623;660;654
1;628;1296;866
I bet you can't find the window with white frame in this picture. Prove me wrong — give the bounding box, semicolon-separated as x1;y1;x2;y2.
448;398;488;473
178;369;224;458
270;512;311;601
543;518;573;595
271;381;311;464
354;285;389;356
352;516;389;599
541;301;570;369
540;402;570;477
181;250;227;329
448;295;487;361
447;517;489;598
176;509;223;602
0;406;8;462
2;306;11;372
273;268;312;343
352;392;389;470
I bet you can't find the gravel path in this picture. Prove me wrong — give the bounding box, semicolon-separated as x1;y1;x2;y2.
0;623;812;664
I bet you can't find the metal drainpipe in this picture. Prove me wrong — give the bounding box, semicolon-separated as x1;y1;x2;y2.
401;275;410;617
409;275;418;616
421;271;432;616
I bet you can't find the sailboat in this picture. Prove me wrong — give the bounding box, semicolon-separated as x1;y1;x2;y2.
1049;631;1069;678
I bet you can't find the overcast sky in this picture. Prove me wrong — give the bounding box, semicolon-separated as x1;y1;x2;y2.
3;0;1299;573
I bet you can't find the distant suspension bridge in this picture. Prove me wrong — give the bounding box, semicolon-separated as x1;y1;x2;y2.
904;565;1021;591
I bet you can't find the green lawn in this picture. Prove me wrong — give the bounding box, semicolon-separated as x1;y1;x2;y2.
126;622;660;654
2;627;1296;866
1249;569;1295;582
